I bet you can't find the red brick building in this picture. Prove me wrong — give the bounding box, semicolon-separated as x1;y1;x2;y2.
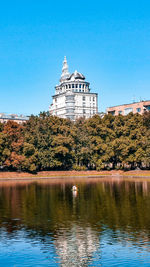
107;100;150;116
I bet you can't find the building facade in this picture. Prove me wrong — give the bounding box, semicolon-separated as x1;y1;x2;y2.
107;100;150;116
49;57;98;120
0;113;29;124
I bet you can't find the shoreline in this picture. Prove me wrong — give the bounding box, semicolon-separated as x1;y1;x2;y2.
0;170;150;181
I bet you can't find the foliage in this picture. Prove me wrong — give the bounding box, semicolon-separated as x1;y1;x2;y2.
72;164;87;171
0;112;150;172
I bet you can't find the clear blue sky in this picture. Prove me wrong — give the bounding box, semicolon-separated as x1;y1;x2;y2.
0;0;150;114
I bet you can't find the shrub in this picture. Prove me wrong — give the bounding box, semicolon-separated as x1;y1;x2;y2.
96;159;105;171
72;164;87;171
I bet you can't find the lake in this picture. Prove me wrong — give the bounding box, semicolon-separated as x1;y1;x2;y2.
0;177;150;266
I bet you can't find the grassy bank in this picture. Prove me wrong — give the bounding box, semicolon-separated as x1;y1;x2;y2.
0;170;150;179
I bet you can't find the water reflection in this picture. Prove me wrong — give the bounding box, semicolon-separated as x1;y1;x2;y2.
0;178;150;266
55;224;99;266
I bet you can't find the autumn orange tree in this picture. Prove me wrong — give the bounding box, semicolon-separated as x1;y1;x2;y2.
0;111;149;172
2;121;25;170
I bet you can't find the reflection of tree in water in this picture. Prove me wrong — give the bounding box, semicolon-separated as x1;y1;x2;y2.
0;179;150;262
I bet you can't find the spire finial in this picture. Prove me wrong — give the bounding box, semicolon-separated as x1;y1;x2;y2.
60;56;70;82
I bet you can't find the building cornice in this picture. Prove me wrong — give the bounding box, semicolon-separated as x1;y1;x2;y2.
52;92;98;98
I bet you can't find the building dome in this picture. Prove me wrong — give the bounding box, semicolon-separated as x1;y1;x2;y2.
68;70;85;81
49;57;98;120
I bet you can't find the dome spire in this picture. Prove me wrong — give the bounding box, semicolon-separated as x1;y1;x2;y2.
60;56;70;82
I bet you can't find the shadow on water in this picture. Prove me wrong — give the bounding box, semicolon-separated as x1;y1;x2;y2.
0;177;150;266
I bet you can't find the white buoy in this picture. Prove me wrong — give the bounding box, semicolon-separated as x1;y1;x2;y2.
72;185;78;191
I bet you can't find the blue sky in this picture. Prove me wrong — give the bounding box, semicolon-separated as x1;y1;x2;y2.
0;0;150;114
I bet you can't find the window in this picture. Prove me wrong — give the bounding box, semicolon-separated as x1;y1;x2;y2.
124;107;133;115
93;97;95;101
144;105;150;111
118;110;122;114
72;84;74;88
136;108;141;113
66;85;68;89
76;84;78;88
82;96;85;101
67;115;74;120
66;95;74;101
79;84;81;88
82;84;84;88
83;109;86;114
69;84;71;88
66;108;74;113
108;111;115;115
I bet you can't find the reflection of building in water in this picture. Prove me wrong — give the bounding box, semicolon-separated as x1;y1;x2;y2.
54;224;100;266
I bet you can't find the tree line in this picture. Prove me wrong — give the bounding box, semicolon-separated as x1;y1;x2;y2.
0;111;150;172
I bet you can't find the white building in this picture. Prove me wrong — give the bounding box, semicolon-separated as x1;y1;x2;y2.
49;57;98;120
0;113;29;124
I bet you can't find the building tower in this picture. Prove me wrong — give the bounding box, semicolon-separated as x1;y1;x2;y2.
49;57;98;120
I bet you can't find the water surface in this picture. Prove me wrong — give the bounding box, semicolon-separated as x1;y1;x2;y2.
0;177;150;266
